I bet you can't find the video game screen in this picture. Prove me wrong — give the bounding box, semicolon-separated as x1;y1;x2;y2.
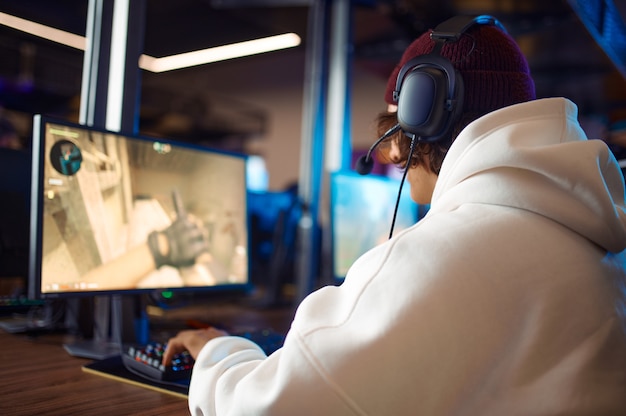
29;115;250;298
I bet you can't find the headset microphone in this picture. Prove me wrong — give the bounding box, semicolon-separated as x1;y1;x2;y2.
355;123;401;175
354;121;417;239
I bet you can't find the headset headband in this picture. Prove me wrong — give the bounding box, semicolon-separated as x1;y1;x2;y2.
392;15;504;142
394;15;504;100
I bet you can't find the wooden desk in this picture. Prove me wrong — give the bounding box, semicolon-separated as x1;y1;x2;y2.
0;331;189;416
0;303;295;415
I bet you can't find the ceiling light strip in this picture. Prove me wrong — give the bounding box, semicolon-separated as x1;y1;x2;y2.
0;11;86;50
138;33;301;72
0;12;301;72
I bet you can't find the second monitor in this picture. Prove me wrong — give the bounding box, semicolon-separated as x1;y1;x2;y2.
330;170;428;282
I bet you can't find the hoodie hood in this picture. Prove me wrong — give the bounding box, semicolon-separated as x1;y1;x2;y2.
430;97;626;253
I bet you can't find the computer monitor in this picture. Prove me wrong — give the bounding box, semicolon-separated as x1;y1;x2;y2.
29;115;251;300
329;170;428;282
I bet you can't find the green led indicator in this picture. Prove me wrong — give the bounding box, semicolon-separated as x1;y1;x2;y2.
161;290;173;299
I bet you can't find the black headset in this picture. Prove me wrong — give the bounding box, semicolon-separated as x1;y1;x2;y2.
355;15;507;239
393;14;506;143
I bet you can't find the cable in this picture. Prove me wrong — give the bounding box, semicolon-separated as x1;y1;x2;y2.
388;135;417;239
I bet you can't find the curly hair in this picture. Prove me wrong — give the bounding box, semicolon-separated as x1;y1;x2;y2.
375;110;483;175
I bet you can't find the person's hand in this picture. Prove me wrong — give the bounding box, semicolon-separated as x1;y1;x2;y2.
162;327;229;366
148;215;209;269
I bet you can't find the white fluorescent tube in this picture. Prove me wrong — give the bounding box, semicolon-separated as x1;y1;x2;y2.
139;33;301;72
0;11;86;50
0;11;301;72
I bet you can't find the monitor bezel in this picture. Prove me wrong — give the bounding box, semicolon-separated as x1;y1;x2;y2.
28;114;254;299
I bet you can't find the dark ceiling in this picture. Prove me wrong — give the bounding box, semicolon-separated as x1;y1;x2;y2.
1;0;626;147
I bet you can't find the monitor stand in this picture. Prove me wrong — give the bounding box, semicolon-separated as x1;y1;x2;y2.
63;296;123;360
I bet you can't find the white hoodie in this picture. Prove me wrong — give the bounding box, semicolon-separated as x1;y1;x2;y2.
189;97;626;415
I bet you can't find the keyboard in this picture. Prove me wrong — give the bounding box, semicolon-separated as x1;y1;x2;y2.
122;328;285;383
0;296;45;315
123;342;194;381
0;298;49;333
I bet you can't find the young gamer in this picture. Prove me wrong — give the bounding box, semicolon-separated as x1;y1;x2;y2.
164;15;626;414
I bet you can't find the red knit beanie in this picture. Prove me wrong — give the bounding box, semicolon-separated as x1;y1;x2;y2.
384;24;536;113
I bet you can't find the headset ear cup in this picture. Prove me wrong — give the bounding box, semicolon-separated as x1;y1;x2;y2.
397;66;449;137
395;54;462;142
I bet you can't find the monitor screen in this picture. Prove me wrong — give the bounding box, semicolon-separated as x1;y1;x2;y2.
330;170;427;281
29;115;251;299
